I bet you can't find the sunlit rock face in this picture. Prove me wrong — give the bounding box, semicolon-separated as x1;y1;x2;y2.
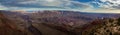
0;10;120;35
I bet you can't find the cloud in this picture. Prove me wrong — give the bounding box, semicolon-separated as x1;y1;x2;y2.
0;0;92;10
81;8;120;13
1;0;120;13
0;4;7;10
93;0;120;9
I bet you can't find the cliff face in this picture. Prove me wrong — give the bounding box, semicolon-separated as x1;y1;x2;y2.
0;10;120;35
0;12;26;35
0;11;68;35
0;11;36;35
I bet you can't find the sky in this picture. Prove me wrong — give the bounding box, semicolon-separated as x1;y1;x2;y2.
0;0;120;13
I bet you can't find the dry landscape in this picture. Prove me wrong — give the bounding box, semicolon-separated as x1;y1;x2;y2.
0;10;120;35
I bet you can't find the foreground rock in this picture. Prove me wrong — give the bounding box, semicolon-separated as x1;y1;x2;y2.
82;18;120;35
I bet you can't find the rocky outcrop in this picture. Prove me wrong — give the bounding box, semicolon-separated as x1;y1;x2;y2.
82;18;120;35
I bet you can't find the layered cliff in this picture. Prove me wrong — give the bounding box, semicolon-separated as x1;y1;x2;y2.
0;10;120;35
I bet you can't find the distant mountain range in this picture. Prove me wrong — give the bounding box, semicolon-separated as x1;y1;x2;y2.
0;10;120;35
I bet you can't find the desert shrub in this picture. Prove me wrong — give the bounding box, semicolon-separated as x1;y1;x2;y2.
109;19;114;23
118;18;120;21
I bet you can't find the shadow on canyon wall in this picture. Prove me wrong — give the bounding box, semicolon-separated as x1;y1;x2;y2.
0;10;120;35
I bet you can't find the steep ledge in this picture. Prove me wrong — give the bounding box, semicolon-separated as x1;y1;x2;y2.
0;11;33;35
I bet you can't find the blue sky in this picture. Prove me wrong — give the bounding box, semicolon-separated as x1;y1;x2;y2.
0;0;120;13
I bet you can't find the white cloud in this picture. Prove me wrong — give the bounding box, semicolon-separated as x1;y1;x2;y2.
19;0;65;6
0;4;7;10
0;0;93;10
81;8;120;13
94;0;120;9
2;0;120;13
18;0;69;7
17;0;92;9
